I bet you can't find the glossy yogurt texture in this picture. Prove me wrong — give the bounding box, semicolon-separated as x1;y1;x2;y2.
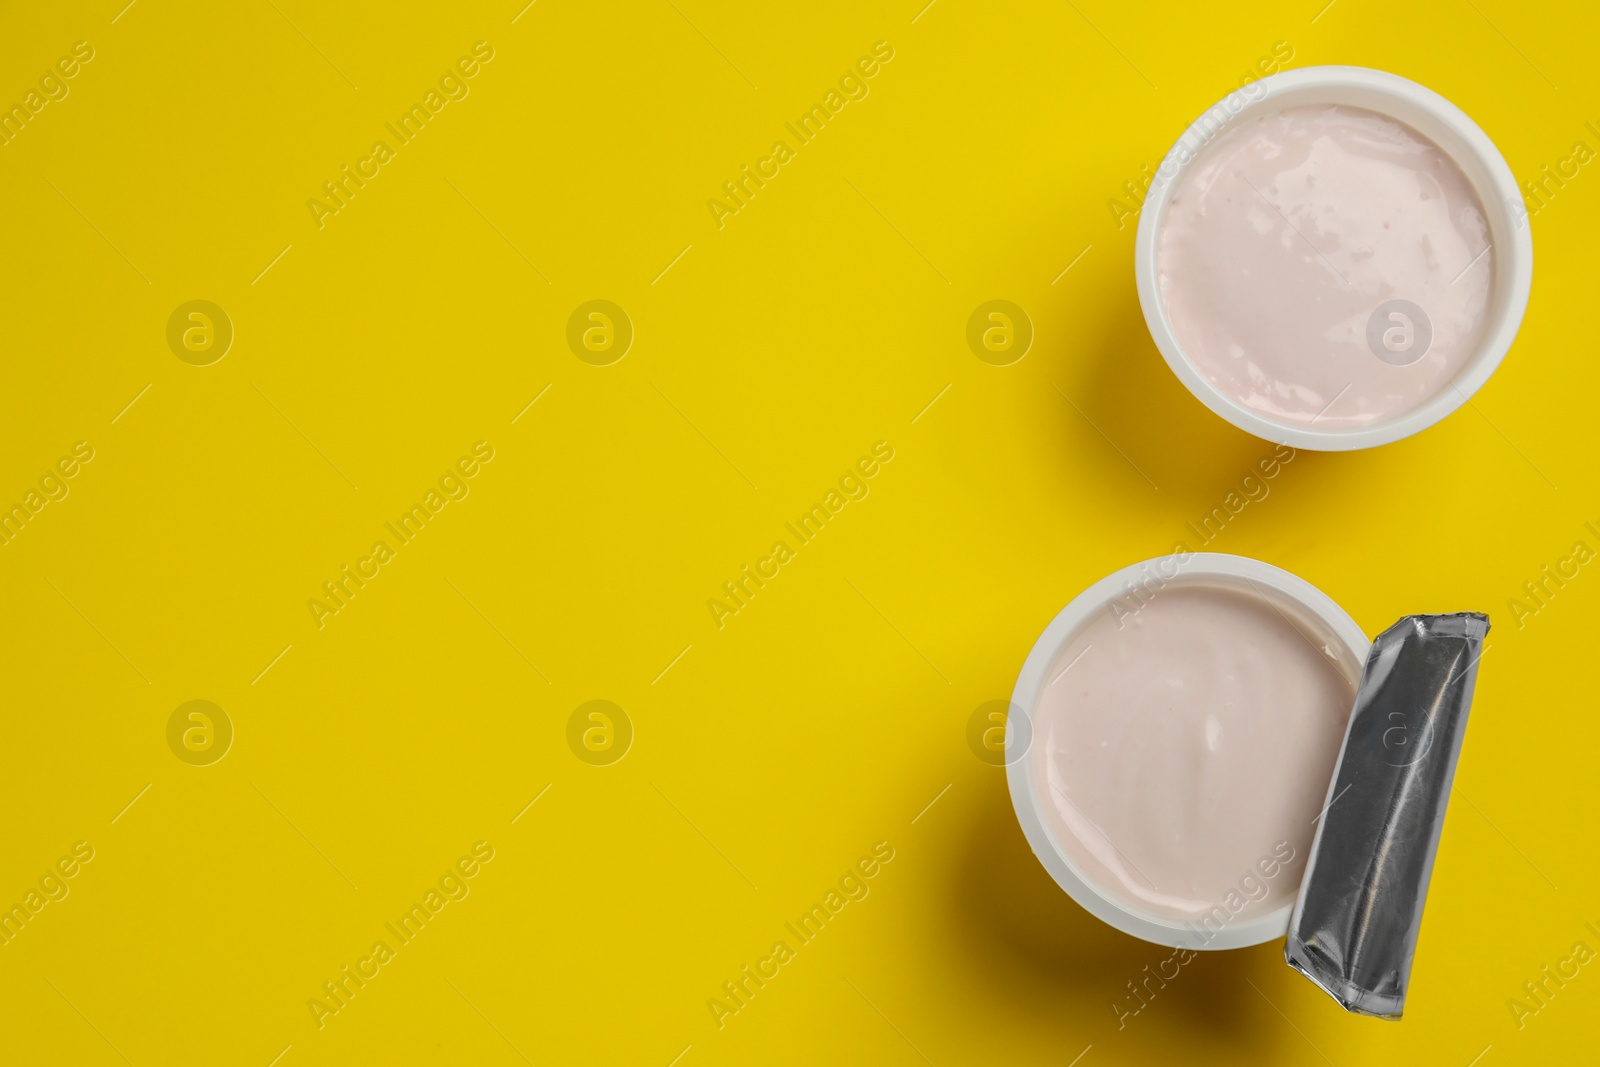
1031;583;1355;925
1158;105;1493;429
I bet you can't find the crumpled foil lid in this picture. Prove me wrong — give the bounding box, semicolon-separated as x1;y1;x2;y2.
1286;612;1490;1019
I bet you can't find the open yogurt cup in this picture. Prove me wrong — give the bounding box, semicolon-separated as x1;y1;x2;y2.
1006;553;1370;949
1134;66;1533;451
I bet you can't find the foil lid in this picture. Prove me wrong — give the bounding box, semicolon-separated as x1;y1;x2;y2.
1286;612;1490;1019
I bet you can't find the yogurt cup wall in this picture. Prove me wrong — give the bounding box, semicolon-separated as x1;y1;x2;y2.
1006;553;1370;950
1134;66;1533;451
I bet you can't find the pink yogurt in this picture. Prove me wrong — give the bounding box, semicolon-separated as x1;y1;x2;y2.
1030;582;1355;925
1158;105;1493;429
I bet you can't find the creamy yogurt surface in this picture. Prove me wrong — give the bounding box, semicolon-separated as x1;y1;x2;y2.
1158;105;1493;429
1031;582;1355;926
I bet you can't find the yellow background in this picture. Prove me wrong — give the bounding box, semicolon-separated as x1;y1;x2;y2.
1;0;1595;1064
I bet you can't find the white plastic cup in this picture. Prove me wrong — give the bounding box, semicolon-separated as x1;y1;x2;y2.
1134;66;1533;451
1005;552;1370;949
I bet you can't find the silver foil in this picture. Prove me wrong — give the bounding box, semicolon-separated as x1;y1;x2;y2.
1286;613;1489;1019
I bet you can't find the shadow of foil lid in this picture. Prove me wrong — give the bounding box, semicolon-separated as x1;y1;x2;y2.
1285;612;1489;1019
